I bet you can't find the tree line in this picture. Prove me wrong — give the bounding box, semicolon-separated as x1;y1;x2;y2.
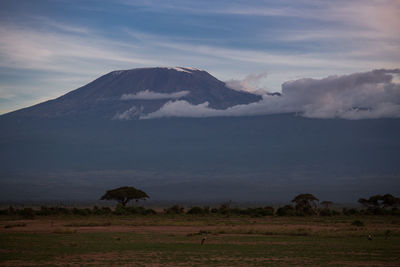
1;186;399;218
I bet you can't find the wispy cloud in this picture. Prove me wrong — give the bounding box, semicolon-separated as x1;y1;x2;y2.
0;25;160;74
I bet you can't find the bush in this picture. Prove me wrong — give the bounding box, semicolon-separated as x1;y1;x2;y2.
295;206;317;216
218;204;231;215
242;207;275;217
114;205;128;215
36;206;71;216
92;206;112;215
72;208;92;216
319;208;332;216
207;206;274;217
164;205;184;214
342;208;359;216
187;206;210;215
263;206;275;216
18;208;35;219
0;206;16;216
276;205;295;216
113;205;156;215
367;207;386;215
143;208;157;215
331;210;341;216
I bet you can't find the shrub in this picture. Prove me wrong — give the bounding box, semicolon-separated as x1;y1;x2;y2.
92;206;112;215
276;205;295;216
114;205;128;215
113;205;155;215
7;206;16;216
243;207;275;217
368;207;386;215
143;208;157;215
72;208;92;216
319;208;332;216
331;210;341;216
164;205;184;214
187;206;210;215
36;206;71;216
263;206;275;216
342;208;359;216
18;208;35;219
218;205;231;215
295;206;316;216
125;206;156;215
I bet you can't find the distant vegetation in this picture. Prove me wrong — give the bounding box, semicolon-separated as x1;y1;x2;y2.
1;193;399;219
358;194;400;215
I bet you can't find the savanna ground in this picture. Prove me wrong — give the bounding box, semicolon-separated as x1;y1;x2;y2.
1;214;400;266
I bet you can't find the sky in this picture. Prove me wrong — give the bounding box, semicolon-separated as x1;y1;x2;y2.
0;0;399;114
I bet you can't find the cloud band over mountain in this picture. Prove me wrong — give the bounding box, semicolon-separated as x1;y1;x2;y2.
141;69;400;120
121;90;189;100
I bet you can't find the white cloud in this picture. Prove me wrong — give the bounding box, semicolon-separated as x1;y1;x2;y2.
225;72;269;94
140;69;400;120
121;90;189;100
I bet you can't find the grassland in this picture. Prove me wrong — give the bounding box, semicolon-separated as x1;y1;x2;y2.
1;214;400;266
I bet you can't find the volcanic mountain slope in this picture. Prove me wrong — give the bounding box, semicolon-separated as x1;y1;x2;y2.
4;67;261;120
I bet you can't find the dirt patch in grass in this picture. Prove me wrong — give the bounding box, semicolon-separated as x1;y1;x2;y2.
52;251;176;266
0;219;217;234
1;216;399;237
50;252;313;266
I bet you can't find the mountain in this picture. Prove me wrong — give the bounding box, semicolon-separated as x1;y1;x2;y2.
0;67;399;203
3;67;261;120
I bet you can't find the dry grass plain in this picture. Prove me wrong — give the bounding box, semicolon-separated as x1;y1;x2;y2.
1;214;400;266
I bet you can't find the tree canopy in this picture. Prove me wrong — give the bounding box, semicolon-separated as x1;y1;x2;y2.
292;194;319;208
100;186;149;206
358;194;400;209
291;193;319;215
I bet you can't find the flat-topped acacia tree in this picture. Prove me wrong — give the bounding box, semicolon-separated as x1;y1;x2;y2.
291;193;319;215
100;186;149;206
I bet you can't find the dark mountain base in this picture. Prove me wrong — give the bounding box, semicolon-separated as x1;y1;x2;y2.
0;114;399;203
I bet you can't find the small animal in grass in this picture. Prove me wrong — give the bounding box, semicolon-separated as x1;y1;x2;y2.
368;234;373;241
201;236;206;245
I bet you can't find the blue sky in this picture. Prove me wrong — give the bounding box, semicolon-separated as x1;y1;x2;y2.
0;0;399;114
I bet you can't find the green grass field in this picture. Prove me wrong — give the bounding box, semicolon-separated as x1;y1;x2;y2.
1;215;400;266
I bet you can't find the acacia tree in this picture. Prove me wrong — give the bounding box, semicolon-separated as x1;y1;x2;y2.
291;193;319;214
358;194;382;208
358;194;400;209
100;186;149;206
